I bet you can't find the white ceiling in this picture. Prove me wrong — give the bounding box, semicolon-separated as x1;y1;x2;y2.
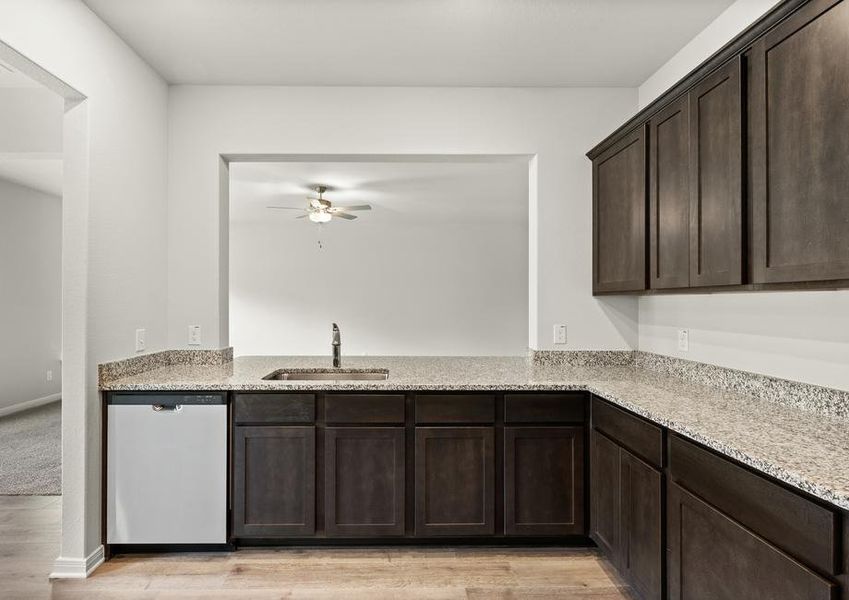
229;160;529;226
83;0;735;86
0;159;63;196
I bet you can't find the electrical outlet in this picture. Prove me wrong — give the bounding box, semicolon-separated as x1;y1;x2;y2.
46;370;53;382
553;324;567;345
188;325;202;346
677;329;689;352
135;328;146;353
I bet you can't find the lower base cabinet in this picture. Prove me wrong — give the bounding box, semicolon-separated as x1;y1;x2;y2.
504;426;584;536
590;427;663;600
324;427;405;537
415;427;495;536
667;482;835;600
232;426;316;538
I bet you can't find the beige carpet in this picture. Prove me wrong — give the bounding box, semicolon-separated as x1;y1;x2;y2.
0;402;61;495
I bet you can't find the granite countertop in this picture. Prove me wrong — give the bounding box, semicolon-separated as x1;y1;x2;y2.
100;355;849;512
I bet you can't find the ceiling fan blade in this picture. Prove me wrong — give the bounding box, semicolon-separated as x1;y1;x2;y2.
267;206;306;210
336;204;371;211
333;212;357;220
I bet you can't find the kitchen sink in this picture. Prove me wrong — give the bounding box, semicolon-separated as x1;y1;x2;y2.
262;369;389;381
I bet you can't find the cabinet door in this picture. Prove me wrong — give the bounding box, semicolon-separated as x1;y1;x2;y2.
590;430;620;559
649;95;690;289
667;483;835;600
593;125;648;293
620;449;663;600
688;57;744;287
750;0;849;283
504;427;584;536
325;427;405;537
415;427;494;536
233;426;315;537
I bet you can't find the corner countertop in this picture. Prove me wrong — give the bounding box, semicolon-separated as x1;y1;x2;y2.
100;355;849;512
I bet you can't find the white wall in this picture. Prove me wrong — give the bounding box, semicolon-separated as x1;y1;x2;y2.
0;0;169;572
0;178;61;411
638;0;782;108
637;0;849;392
230;218;529;357
0;87;63;153
168;86;639;354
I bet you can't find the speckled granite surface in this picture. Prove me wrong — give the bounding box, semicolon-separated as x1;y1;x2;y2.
98;348;233;384
99;354;849;511
531;350;635;367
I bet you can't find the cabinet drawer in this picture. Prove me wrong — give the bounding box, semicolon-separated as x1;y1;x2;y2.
504;393;585;424
669;434;838;574
591;397;663;468
234;393;315;424
325;394;405;424
415;394;495;424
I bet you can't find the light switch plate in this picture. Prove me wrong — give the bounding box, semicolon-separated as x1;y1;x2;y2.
188;325;202;346
135;328;146;353
677;329;689;352
553;324;567;345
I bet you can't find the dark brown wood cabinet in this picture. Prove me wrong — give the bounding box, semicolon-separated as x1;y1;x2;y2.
504;426;584;536
590;398;663;600
324;427;405;537
232;426;316;538
589;429;620;558
592;125;648;293
619;450;663;600
750;0;849;284
414;426;495;536
688;57;744;288
649;95;691;289
590;0;849;294
667;482;835;600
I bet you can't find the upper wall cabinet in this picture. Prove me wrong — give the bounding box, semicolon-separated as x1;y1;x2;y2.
592;125;647;293
590;0;849;295
688;58;744;287
649;96;690;289
750;0;849;284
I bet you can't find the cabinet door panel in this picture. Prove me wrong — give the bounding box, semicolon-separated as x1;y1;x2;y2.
689;58;744;287
620;450;663;600
650;95;690;289
593;126;648;293
415;427;494;536
589;430;620;560
233;426;315;538
504;427;584;536
751;0;849;283
325;427;405;537
668;483;835;600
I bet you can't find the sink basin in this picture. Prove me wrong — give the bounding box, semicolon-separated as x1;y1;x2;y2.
262;369;389;381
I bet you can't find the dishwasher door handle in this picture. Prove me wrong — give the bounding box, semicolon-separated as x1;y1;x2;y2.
152;404;183;412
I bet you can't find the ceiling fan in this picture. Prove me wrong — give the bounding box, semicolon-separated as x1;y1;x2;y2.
267;185;371;223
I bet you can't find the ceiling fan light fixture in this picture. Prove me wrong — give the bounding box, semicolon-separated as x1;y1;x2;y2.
309;211;332;223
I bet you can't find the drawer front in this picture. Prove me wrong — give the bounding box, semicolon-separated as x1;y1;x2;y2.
591;397;663;468
325;394;405;424
504;393;586;424
669;434;838;574
415;394;495;424
234;393;315;424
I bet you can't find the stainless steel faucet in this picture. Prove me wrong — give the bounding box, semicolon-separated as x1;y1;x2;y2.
331;323;341;368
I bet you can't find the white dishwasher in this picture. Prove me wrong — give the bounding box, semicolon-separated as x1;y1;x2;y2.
106;393;228;545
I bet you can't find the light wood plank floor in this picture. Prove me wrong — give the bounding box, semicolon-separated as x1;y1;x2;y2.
0;496;636;600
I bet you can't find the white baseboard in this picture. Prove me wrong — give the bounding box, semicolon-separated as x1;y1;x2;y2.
49;545;104;579
0;393;60;418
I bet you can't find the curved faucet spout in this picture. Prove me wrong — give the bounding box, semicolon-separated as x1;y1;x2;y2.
331;323;341;368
